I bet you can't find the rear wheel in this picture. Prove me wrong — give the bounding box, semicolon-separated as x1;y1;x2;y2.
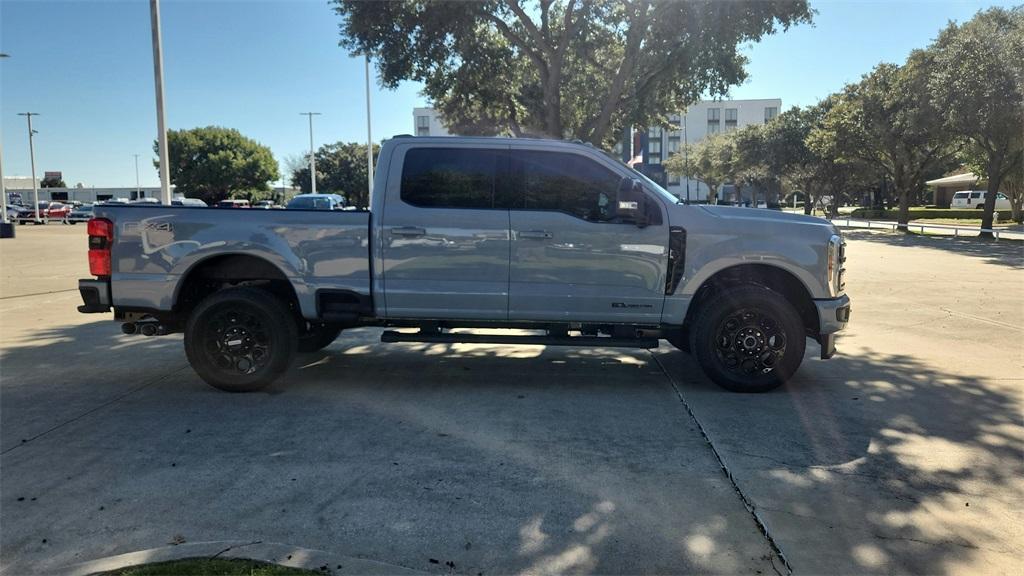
689;285;806;393
296;323;343;353
184;287;297;392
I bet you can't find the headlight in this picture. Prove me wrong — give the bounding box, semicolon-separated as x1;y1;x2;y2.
826;234;845;297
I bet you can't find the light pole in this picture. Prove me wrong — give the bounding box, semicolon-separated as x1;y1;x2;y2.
682;112;690;205
364;55;374;207
133;154;141;198
18;113;41;223
150;0;171;205
300;112;321;195
1;53;9;232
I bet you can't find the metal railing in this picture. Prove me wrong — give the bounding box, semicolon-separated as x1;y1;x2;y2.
830;217;1023;241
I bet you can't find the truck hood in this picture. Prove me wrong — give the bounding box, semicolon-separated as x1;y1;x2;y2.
694;205;838;233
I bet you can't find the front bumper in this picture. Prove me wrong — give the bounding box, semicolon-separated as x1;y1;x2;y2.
814;294;851;359
78;278;111;313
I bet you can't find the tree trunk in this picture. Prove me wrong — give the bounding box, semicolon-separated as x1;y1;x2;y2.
979;157;1004;239
894;166;910;232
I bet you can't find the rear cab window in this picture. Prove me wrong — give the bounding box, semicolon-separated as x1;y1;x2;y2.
400;148;505;209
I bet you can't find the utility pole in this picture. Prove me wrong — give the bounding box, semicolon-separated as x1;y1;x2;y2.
682;111;691;205
0;53;10;233
150;0;171;205
364;55;374;207
133;154;141;197
300;112;321;195
18;113;41;223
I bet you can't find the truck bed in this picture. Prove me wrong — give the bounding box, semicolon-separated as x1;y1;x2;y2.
96;204;371;319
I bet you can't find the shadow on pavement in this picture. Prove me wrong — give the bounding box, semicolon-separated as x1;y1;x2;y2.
661;342;1024;574
842;229;1024;269
2;324;776;575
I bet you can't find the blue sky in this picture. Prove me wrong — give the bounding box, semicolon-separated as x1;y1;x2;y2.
0;0;1013;187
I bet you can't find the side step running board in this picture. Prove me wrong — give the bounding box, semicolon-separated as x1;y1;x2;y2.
381;330;658;349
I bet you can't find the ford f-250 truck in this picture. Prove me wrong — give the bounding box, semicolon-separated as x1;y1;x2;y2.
78;136;850;393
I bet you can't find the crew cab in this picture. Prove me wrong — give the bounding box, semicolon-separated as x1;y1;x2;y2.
78;136;850;393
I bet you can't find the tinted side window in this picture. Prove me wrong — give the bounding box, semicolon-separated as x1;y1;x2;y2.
970;192;982;198
401;148;500;209
515;151;621;222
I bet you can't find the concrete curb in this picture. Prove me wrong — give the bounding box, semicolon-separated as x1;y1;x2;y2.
62;540;428;576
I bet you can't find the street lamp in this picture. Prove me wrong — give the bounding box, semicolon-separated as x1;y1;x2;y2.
17;112;42;223
133;154;142;198
0;53;10;234
364;54;374;207
682;112;690;205
150;0;171;205
300;112;321;195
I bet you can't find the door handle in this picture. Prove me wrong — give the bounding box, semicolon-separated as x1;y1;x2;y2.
519;230;553;240
392;226;426;237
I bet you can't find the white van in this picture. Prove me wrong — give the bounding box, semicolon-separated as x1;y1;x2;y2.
951;190;1011;210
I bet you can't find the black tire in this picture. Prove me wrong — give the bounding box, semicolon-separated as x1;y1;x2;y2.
296;324;343;353
689;285;806;393
184;287;297;392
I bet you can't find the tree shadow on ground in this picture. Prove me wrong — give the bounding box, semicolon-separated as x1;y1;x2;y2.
2;323;778;575
659;341;1024;574
842;229;1024;269
4;321;1021;574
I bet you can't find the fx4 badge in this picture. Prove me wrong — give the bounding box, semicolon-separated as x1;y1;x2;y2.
612;302;653;309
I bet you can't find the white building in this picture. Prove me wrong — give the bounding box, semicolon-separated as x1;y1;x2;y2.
642;98;782;202
412;107;451;137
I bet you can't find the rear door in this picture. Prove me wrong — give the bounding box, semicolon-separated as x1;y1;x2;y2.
506;148;669;323
380;144;511;320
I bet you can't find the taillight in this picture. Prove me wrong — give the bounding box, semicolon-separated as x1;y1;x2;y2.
87;218;113;277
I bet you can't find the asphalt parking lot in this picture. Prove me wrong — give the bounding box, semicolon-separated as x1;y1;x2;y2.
1;224;1022;575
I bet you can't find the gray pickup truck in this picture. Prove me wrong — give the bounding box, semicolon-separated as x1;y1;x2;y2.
78;136;849;393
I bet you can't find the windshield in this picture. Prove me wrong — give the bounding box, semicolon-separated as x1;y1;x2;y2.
287;197;334;210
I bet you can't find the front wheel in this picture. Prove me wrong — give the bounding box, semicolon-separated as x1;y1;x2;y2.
184;287;297;392
689;285;806;393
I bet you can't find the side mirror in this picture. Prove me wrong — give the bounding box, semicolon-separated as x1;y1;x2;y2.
616;178;648;227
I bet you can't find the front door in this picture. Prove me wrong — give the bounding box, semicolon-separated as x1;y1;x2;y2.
507;149;669;323
380;145;511;320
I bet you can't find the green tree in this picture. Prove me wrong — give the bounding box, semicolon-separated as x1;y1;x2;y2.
290;142;380;209
155;126;279;205
814;55;954;230
664;132;733;204
40;175;66;188
928;7;1024;236
334;0;812;146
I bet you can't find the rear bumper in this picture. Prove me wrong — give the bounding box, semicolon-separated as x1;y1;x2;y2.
814;294;851;359
78;279;111;313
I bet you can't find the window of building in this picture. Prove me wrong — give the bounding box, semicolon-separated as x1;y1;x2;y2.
415;115;430;136
668;136;680;154
764;107;779;122
648;155;661;165
667;173;680;186
707;108;721;134
400;148;499;209
725;108;738;131
514;151;621;223
648;139;662;155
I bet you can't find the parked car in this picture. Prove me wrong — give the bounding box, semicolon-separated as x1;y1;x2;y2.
101;198;130;205
78;136;850;394
16;201;70;223
10;204;38;224
253;200;283;209
129;197;161;205
950;190;1011;210
171;198;208;207
216;199;251;208
66;204;94;224
286;193;346;211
